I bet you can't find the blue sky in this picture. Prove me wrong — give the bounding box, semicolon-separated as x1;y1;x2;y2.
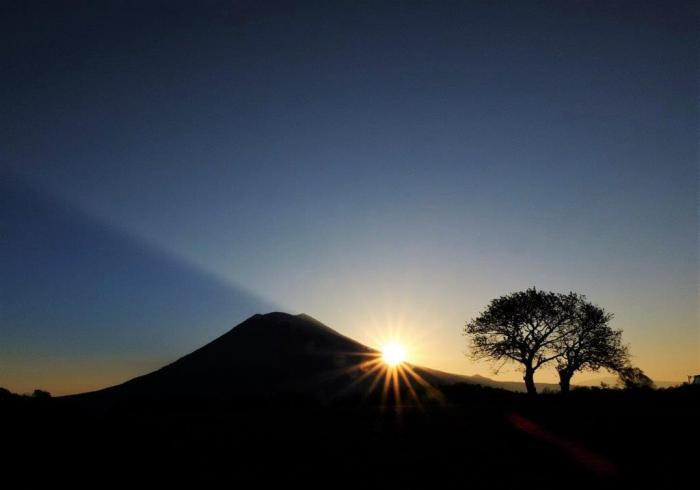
2;1;697;393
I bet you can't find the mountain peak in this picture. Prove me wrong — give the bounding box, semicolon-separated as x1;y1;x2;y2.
229;311;350;340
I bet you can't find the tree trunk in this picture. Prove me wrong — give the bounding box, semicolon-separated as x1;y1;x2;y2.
559;372;572;394
523;367;537;395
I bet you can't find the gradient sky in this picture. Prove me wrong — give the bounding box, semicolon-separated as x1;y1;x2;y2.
2;0;698;395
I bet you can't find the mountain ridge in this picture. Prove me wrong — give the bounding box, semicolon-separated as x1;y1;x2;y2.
69;312;555;400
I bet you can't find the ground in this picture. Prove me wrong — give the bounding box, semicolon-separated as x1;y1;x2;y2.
3;384;697;487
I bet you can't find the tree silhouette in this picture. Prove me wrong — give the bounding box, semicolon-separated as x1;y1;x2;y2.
554;299;629;394
617;366;655;390
464;288;578;395
32;389;51;399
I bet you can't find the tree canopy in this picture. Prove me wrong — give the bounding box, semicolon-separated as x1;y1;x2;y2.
465;288;633;395
553;301;628;393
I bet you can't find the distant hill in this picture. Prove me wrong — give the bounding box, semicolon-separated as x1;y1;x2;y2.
575;376;682;389
72;312;544;401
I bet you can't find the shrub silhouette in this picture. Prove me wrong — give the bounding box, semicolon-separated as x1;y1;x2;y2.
617;366;655;390
32;389;52;399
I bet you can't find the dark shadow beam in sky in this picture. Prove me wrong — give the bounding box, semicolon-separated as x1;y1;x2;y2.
1;173;277;393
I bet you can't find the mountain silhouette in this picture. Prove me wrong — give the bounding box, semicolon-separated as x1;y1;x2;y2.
76;312;510;402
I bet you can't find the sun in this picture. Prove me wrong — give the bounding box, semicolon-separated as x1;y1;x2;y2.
381;341;407;367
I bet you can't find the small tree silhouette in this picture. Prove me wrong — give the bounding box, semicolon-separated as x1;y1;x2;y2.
32;389;51;399
553;299;629;394
617;366;654;390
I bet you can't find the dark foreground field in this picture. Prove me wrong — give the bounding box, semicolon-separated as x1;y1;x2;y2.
3;384;697;488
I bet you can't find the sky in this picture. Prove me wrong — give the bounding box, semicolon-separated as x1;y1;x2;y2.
1;0;698;395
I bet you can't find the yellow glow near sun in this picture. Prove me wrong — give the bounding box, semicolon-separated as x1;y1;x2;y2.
381;342;407;367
